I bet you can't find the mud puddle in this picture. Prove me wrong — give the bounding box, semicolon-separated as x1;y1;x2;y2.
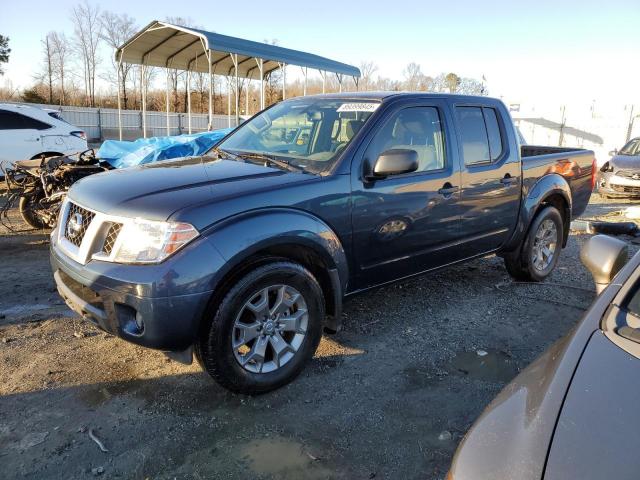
451;349;519;382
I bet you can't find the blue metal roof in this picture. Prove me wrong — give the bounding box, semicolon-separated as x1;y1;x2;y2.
117;21;360;78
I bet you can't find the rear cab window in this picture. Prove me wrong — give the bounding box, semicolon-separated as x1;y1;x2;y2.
455;106;504;165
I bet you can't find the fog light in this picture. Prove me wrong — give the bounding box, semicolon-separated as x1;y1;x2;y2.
115;303;144;336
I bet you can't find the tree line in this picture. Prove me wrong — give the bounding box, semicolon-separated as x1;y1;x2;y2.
0;1;487;115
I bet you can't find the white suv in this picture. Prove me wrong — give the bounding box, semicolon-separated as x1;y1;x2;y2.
0;104;88;168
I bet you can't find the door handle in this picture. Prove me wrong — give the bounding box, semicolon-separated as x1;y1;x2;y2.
438;183;459;196
500;175;517;185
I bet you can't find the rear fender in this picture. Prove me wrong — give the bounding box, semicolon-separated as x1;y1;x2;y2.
502;173;572;254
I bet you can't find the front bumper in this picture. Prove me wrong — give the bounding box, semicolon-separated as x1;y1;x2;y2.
51;244;213;353
597;172;640;197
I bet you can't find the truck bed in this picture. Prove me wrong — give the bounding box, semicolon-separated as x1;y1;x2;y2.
521;145;595;218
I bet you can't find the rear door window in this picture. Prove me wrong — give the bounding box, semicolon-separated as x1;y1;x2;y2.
0;109;20;130
483;108;503;160
0;110;50;130
456;106;504;164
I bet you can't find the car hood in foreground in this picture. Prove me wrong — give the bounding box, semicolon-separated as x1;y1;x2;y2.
610;154;640;171
68;156;314;225
543;331;640;479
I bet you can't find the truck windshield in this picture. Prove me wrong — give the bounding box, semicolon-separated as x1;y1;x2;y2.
213;99;380;174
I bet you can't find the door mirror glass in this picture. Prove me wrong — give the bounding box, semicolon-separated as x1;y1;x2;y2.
580;234;628;293
371;149;419;178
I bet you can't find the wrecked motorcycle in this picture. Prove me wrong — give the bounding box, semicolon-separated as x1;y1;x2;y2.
2;150;111;229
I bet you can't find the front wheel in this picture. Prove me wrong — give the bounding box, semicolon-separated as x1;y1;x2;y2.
504;206;564;282
195;261;325;394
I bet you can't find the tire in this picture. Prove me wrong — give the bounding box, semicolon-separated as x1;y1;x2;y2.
19;195;50;229
195;261;325;394
504;206;564;282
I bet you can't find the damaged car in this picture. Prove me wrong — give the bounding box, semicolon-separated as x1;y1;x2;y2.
597;137;640;198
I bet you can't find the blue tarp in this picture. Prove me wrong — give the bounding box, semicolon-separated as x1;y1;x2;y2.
98;129;232;169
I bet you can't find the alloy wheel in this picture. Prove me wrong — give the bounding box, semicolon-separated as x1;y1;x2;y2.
232;284;308;373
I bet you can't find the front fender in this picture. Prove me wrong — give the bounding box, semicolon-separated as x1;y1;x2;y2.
502;174;572;253
203;207;349;293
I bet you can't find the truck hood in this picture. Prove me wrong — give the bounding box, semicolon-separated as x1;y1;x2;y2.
68;156;311;222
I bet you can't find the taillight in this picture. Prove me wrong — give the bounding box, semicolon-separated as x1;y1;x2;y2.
71;131;86;140
591;158;597;190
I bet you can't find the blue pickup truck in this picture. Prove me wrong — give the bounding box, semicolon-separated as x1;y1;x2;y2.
50;93;595;394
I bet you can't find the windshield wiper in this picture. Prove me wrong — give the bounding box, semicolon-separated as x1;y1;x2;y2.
232;151;307;174
211;147;239;160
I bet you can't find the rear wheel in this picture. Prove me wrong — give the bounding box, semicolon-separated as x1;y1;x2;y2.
19;195;51;229
504;206;563;282
195;261;324;394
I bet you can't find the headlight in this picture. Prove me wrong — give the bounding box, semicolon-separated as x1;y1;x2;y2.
600;161;614;173
98;218;198;264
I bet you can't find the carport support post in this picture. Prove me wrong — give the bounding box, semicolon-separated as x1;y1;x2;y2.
227;77;232;128
116;57;123;141
320;70;326;94
245;75;250;116
256;58;264;110
337;73;343;93
165;68;170;136
187;69;192;134
141;64;147;138
281;63;287;100
302;67;308;96
208;51;213;130
233;53;240;127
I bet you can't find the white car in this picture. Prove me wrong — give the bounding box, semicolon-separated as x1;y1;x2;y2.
0;104;88;168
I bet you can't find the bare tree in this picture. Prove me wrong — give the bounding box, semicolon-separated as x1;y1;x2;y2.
359;61;378;90
40;34;55;103
49;32;69;104
403;62;431;91
100;11;137;109
457;77;486;96
71;1;102;107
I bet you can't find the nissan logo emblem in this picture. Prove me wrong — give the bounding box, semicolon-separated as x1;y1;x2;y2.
66;212;84;239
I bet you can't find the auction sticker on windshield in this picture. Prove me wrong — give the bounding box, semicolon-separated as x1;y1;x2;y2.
337;102;380;113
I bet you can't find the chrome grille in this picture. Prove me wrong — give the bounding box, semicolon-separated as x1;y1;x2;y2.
615;170;640;180
612;184;640;194
64;203;95;247
102;223;122;256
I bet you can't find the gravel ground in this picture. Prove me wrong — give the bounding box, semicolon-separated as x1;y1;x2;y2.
0;194;638;479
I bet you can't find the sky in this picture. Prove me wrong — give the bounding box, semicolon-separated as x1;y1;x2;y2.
1;0;639;114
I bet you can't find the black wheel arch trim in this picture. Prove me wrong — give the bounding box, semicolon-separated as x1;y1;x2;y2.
501;173;572;254
202;207;348;331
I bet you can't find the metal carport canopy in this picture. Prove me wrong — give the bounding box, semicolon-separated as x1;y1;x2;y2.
116;20;361;78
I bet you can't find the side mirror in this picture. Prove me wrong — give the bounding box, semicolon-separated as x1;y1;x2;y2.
368;149;418;180
580;234;628;294
609;149;618;157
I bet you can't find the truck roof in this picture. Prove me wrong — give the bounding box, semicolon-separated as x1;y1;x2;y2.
299;91;499;102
